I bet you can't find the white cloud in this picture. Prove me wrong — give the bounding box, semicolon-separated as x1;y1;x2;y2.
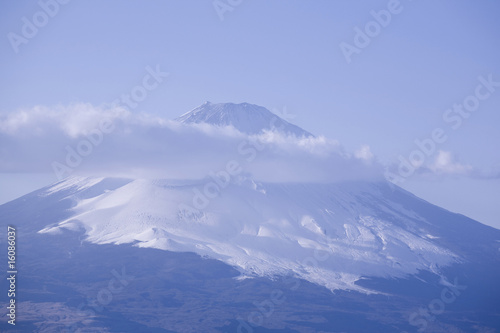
355;145;374;161
0;104;385;183
385;148;499;184
0;104;129;137
429;150;472;175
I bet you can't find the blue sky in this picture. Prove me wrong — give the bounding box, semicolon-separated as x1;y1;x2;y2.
0;0;499;228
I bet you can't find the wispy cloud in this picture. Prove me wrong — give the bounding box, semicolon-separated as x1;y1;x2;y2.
428;150;473;175
396;150;500;181
0;104;384;183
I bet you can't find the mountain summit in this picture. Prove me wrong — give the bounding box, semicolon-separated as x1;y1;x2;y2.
176;102;313;137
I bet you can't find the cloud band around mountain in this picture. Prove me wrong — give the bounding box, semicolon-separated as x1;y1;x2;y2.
0;103;383;183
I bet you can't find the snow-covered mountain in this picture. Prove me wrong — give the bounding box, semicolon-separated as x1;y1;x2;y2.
13;102;500;293
1;102;499;332
176;102;313;137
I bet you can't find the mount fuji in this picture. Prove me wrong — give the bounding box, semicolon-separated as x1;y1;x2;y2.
1;102;499;332
176;102;313;137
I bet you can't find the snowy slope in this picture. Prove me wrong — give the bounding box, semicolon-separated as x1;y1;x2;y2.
176;102;313;137
2;174;500;332
35;176;473;292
